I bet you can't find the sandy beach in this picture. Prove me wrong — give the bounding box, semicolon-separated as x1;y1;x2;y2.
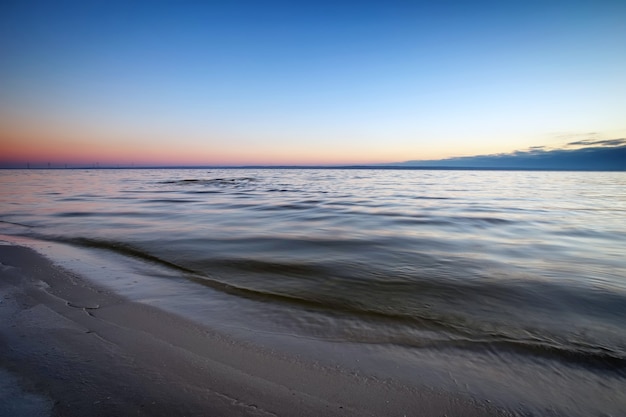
0;243;511;417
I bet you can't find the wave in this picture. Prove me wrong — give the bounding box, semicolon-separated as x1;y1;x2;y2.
144;198;200;204
55;236;626;374
53;211;153;218
160;177;257;187
60;237;197;274
0;219;35;228
387;336;626;374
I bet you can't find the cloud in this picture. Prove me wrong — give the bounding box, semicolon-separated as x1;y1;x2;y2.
566;138;626;147
553;132;599;141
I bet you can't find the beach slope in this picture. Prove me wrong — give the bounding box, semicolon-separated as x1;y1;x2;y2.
0;244;508;417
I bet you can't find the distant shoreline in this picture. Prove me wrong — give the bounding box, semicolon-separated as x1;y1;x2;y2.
1;165;625;171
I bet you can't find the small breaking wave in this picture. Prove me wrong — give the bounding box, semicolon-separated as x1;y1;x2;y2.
54;235;626;374
160;177;257;187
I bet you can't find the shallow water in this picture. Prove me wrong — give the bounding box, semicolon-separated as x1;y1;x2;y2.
1;168;625;415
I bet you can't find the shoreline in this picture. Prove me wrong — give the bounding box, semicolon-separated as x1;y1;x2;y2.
0;242;509;417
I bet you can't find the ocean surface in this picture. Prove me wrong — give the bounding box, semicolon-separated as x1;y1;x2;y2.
1;168;625;416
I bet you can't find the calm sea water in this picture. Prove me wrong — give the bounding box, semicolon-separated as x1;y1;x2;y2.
1;168;625;416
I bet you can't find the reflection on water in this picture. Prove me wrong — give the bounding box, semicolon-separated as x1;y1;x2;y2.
1;168;626;416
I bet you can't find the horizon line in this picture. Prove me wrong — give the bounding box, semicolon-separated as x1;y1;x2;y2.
1;164;624;172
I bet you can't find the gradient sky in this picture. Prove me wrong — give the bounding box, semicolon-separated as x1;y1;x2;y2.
1;0;625;166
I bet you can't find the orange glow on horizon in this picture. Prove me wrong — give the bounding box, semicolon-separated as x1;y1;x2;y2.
0;116;448;166
3;113;587;167
0;125;409;167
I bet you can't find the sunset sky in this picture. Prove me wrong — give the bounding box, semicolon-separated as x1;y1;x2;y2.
1;1;625;167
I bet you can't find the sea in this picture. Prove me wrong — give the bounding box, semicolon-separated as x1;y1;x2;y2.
1;168;625;416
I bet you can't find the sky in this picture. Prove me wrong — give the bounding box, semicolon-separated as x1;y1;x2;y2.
1;0;625;167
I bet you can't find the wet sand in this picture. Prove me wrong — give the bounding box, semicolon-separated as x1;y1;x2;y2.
0;243;510;417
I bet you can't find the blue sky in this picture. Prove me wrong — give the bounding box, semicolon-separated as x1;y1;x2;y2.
1;1;625;166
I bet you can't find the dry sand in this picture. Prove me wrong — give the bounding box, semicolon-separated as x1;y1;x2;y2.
0;243;511;417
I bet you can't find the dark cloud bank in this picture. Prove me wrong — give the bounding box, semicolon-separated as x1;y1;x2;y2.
392;139;626;171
